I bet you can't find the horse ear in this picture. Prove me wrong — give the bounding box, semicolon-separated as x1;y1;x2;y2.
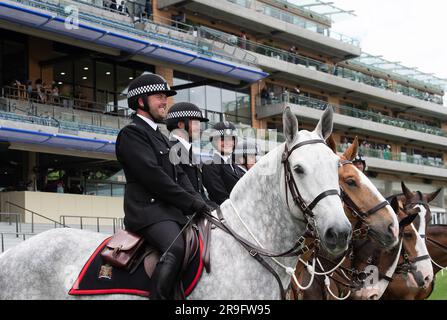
326;134;337;154
390;196;400;213
399;213;418;229
314;106;333;140
344;136;359;161
283;107;299;146
426;188;442;203
401;181;413;199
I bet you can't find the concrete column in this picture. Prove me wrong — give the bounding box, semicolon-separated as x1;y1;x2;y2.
152;0;172;23
27;152;38;191
155;66;174;108
384;180;393;198
250;83;261;129
438;187;445;209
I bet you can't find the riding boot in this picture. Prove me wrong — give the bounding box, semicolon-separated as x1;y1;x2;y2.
150;252;180;300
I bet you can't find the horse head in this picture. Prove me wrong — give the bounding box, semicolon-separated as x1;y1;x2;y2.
281;107;351;257
401;182;441;238
391;184;437;290
327;135;399;249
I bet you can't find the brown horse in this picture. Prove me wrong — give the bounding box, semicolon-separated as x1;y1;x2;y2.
427;224;447;275
289;137;400;300
381;184;441;300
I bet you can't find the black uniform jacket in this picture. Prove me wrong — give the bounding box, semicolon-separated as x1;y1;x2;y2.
116;115;200;232
170;138;218;209
202;153;245;205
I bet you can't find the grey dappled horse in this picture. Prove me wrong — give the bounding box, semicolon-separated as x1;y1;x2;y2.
0;107;352;299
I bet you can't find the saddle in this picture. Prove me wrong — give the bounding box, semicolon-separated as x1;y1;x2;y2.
101;215;212;299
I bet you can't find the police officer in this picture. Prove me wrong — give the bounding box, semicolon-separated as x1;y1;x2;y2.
165;102;218;209
234;139;258;173
353;154;367;173
202;121;245;205
115;74;211;300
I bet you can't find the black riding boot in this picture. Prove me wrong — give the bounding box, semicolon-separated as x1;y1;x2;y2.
150;252;180;300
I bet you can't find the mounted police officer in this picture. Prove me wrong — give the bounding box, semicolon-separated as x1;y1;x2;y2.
202;121;245;205
234;139;259;173
115;73;211;300
353;154;366;173
165;102;218;209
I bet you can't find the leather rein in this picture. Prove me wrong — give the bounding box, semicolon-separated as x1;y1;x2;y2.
203;139;341;299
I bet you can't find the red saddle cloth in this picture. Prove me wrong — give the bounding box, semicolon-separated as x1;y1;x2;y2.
69;235;204;298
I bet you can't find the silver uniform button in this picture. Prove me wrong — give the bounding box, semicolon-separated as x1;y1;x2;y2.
150;198;155;203
159;151;163;154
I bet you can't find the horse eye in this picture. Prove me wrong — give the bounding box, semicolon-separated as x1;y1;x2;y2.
294;165;304;174
346;179;357;187
403;232;413;239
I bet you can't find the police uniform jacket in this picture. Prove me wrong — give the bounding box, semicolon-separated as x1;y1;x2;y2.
170;136;218;209
116;115;200;232
202;152;245;205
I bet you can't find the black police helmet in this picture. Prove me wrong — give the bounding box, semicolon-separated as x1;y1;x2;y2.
165;102;209;132
127;73;177;111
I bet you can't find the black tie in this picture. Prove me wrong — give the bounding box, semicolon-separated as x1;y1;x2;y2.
155;127;170;147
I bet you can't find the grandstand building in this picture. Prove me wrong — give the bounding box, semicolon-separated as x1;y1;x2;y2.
0;0;446;246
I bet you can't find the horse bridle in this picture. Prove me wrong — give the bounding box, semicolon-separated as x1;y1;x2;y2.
339;159;390;240
396;196;431;276
282;139;340;239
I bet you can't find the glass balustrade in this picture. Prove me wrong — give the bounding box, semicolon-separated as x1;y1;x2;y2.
258;92;447;137
337;144;446;169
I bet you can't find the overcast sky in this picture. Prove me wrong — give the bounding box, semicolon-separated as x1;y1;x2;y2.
324;0;447;85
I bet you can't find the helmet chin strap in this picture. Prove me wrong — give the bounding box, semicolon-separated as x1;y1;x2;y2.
139;95;165;124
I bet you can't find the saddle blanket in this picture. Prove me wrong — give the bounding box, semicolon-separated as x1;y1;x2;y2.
69;235;204;298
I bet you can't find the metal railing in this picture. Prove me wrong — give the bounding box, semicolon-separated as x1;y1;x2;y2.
0;213;21;236
59;215;121;233
194;25;443;104
11;0;257;67
1;86;130;135
226;0;360;46
259;92;447;137
337;144;446;169
5;201;68;233
1;232;35;253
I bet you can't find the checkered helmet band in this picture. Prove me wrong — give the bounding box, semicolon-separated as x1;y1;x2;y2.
127;83;172;98
165;110;203;120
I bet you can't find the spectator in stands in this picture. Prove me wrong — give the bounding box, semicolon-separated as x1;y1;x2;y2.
118;1;129;15
144;0;152;18
51;83;60;104
35;79;46;103
239;30;247;49
110;0;117;11
260;87;268;106
26;80;33;100
56;180;65;193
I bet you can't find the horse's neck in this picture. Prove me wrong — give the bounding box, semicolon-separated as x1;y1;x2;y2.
223;143;302;255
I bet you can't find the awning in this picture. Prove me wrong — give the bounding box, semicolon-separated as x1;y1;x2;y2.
0;1;269;83
0;126;115;154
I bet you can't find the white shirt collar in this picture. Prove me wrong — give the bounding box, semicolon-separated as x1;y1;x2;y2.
137;114;158;131
172;134;191;151
214;151;231;164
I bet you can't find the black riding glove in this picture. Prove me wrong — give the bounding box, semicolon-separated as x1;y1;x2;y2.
190;198;212;217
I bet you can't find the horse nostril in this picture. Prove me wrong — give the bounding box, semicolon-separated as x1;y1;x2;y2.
324;228;337;248
424;275;432;285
